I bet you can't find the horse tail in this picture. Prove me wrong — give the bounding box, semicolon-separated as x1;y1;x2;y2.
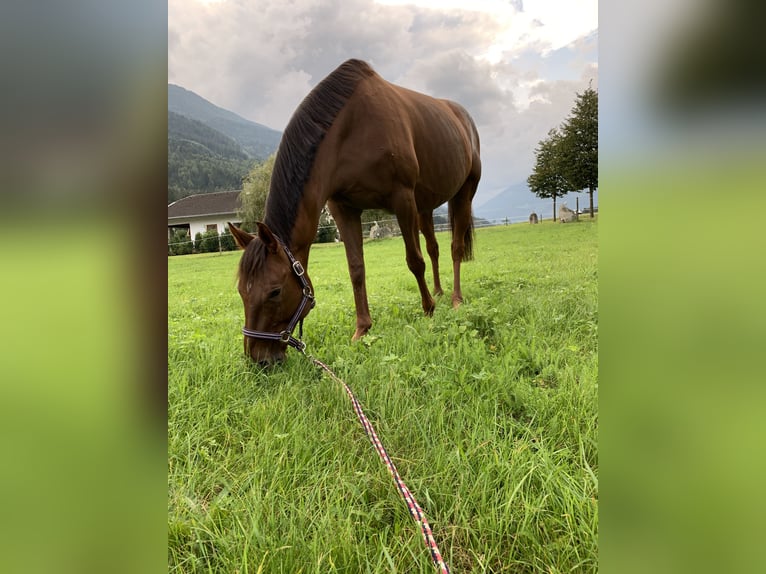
448;198;476;262
462;210;475;261
446;100;480;262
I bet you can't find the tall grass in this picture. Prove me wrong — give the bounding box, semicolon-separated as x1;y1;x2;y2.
169;219;598;573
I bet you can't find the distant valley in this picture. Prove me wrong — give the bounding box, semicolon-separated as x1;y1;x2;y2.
474;182;598;223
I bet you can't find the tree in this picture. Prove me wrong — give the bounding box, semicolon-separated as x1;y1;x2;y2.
238;153;276;231
560;85;598;217
527;128;571;221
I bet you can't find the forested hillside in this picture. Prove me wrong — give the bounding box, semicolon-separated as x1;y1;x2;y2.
168;84;282;203
168;112;254;203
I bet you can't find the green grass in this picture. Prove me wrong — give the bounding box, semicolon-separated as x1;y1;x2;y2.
168;218;598;573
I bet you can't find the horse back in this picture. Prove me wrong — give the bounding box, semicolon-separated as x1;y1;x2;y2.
323;73;480;211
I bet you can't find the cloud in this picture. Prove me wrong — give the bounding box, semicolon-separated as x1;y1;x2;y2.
168;0;598;198
396;51;511;125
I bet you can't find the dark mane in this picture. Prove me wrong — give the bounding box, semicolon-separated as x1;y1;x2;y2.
264;59;375;241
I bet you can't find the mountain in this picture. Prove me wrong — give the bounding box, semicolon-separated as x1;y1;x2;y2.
474;182;598;223
169;111;248;161
167;84;284;202
168;111;255;202
168;84;282;160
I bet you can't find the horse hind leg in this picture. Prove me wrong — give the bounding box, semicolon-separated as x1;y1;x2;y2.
448;177;478;308
393;189;435;316
418;210;443;297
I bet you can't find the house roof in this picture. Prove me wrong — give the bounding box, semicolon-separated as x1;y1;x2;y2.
168;190;243;220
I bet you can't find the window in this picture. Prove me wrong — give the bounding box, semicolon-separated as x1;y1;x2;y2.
206;224;218;232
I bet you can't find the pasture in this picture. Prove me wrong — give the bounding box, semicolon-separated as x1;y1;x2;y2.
168;218;598;573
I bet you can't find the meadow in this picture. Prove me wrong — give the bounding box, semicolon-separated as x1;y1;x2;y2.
168;218;598;573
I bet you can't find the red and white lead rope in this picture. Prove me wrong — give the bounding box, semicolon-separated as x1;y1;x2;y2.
309;356;451;574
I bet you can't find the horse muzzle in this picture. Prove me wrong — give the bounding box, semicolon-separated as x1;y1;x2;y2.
245;336;287;367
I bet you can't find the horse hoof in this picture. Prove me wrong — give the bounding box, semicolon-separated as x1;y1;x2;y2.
352;326;370;341
433;288;444;297
452;297;463;309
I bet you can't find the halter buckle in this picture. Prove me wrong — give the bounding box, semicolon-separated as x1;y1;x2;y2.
292;261;305;276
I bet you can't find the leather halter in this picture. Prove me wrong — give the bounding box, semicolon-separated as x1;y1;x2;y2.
241;237;315;353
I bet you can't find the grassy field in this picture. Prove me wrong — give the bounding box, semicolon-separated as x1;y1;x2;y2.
168;218;598;573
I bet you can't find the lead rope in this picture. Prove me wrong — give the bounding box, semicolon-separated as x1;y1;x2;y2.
306;353;451;574
248;235;449;570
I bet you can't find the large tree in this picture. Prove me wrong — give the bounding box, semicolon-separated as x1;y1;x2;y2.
238;153;276;231
560;86;598;217
528;128;571;221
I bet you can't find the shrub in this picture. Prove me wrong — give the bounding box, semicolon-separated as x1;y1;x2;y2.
198;229;221;253
315;224;337;243
168;229;193;256
220;231;236;251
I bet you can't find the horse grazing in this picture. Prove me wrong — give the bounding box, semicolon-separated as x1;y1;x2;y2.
229;59;481;365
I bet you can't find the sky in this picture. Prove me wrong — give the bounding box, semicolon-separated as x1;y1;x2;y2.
168;0;598;205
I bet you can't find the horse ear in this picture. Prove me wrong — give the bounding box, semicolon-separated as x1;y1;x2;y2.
256;222;279;254
228;222;254;249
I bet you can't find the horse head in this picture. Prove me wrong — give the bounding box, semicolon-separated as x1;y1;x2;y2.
229;222;315;366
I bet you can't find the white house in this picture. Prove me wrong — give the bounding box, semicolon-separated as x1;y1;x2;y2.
168;191;243;239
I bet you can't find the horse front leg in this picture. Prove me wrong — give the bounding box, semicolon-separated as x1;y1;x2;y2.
327;200;372;340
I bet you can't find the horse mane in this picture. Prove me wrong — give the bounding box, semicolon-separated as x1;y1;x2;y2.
264;59;375;242
238;238;268;281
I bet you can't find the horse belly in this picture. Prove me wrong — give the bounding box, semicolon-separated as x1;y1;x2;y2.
332;140;419;210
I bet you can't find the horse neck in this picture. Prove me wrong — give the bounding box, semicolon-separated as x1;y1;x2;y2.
284;184;327;266
275;140;340;265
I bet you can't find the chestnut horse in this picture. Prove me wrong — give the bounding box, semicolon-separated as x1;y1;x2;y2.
229;59;481;364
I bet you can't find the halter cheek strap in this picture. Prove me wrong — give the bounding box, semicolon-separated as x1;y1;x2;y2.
241;237;315;353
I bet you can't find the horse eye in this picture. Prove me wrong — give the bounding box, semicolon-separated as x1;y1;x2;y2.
268;288;281;299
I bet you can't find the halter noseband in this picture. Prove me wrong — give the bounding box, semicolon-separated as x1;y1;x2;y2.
241;237;315;353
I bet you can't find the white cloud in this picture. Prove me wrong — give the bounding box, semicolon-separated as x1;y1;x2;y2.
371;0;597;63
